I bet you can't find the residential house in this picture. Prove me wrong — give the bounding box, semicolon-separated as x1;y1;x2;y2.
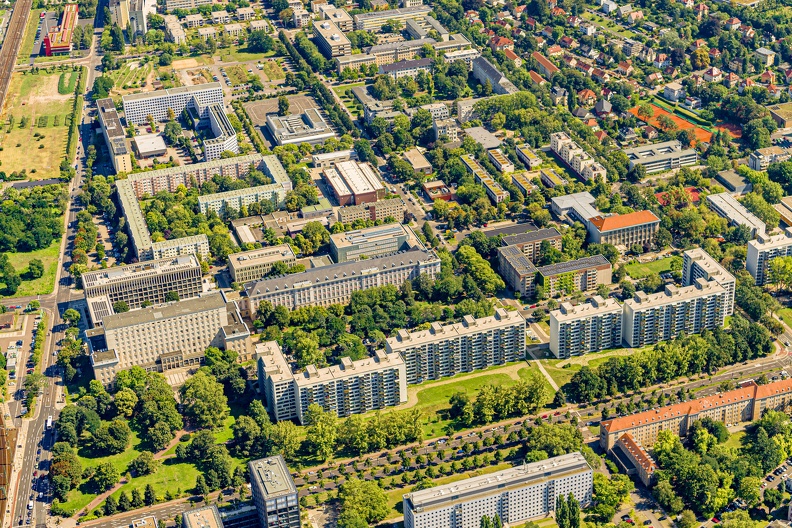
547;44;564;57
594;99;612;116
489;35;514;52
627;10;643;24
690;38;706;50
617;4;633;17
580;21;596;36
653;53;669;69
724;72;741;88
578;88;597;106
693;3;708;19
761;70;777;84
663;82;685;102
755;47;776;67
560;35;577;48
739;78;755;93
703;67;723;82
532;51;559;78
504;49;522;66
551;86;568;105
551;6;566;16
646;72;664;85
602;0;617;13
709;48;721;61
529;70;548;85
592;68;610;83
724;17;741;30
617;60;634;76
644;126;658;140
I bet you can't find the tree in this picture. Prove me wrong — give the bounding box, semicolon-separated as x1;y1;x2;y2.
110;24;125;51
62;308;81;327
163;121;183;145
165;291;179;302
567;493;580;528
764;487;783;512
304;404;339;461
113;301;130;313
691;48;710;69
338;479;389;524
92;462;120;491
179;371;229;429
678;510;698;528
248;30;273;52
456;245;505;295
114;388;138;418
92;419;132;454
657;114;677;131
195;474;210;497
92;76;115;98
103;494;118;515
556;494;569;528
131;487;143;508
636;104;654;121
144;483;157;506
737;476;761;506
129;451;159;476
270;421;301;460
149;421;175;452
28;259;44;279
278;96;290;116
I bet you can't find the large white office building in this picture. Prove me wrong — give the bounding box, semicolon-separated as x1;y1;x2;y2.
87;292;252;387
403;452;593;528
682;248;735;316
549;296;623;359
83;255;203;325
747;228;792;286
622;279;728;348
242;247;441;313
122;83;224;124
257;341;407;424
204;103;239;161
706;192;766;238
385;309;525;384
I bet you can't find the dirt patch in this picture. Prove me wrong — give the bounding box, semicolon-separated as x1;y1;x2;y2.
717;122;742;138
172;58;201;70
629;104;712;144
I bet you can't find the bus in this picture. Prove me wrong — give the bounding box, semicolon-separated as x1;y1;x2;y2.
45;416;52;430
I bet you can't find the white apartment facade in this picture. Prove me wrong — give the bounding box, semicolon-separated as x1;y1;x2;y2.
122;84;224;124
549;296;623;359
403;452;593;528
385;309;525;384
257;341;407;424
682;248;735;316
622;279;728;348
747;228;792;286
243;248;441;313
197;184;287;215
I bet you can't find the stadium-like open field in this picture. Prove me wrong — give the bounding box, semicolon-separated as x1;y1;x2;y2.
629;104;713;144
0;71;73;179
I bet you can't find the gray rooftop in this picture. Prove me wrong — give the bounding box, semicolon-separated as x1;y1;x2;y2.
502;227;561;246
538;254;611;276
464;126;502;150
122;82;223;103
101;292;226;331
380;57;433;73
498;245;538;276
249;456;297;498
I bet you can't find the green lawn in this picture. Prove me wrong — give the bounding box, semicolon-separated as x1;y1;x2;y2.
624;256;682;279
219;47;277;63
260;59;285;81
16;9;44;65
723;430;746;450
0;239;60;297
778;308;792;329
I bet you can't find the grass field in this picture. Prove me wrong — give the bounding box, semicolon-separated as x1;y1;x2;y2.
624;256;681;279
219;46;277;63
0;71;74;179
260;59;285;81
107;62;153;93
225;64;249;86
334;82;365;113
779;309;792;329
16;9;44;65
723;430;746;450
58;71;79;95
580;11;636;38
0;240;60;298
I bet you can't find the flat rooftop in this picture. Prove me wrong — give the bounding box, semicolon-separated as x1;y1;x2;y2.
706;192;766;234
101;292;226;331
625;278;726;310
404;452;590;512
538;254;610;276
684;248;734;285
502;227;560;247
124;517;158;528
122;82;222;103
249;456;297;499
498;245;537;276
335;161;383;196
387;308;523;348
83;255;199;289
331;223;410;248
228;245;296;271
463;126;501;150
552;296;622;322
182;507;222;528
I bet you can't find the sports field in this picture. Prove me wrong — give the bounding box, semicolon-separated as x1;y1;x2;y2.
0;71;74;179
629;104;712;144
624;256;681;279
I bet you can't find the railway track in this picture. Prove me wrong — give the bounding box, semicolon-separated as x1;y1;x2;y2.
0;0;33;112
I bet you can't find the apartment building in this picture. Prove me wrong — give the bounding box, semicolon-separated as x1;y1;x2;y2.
96;98;132;174
380;57;434;79
109;0;153;34
511;172;537;196
83;255;202;325
385;309;525;384
471;57;519;95
164;0;211;10
164;14;186;43
313;20;351;58
549;132;606;182
600;378;792;451
501;227;562;262
242;247;441;312
122;83;223;124
461;155;509;204
198;184;287;215
613;433;656;487
550;296;623;359
330;224;421;262
488;148;515;173
623;140;698;173
150;235;210;261
249;456;300;528
182;506;223;528
588;210;660;247
706;192;766;238
353;5;431;30
257;341;407;424
433;117;458;142
497;246;538;296
538;255;612;297
749;146;790;171
228;245;297;283
517;144;542;168
266;109;336;146
87;293;252;386
403;452;593;528
204;103;239;161
747;228;792;285
337;198;406;223
622;279;727;348
443;48;480;68
320;5;353;30
682;248;735;316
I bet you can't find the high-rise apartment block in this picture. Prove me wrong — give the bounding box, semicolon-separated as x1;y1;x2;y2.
122;84;224;124
182;506;223;528
313;20;351;58
403;452;593;528
249;456;300;528
257;341;407;424
549;296;623;359
87;293;252;387
549;132;606;182
500;227;562;261
329;223;422;262
385;309;525;384
622;279;727;348
96;98;132;174
204;103;240;161
197;184;287;214
747;228;792;285
228;245;297;284
83;255;203;325
242;248;441;313
682;248;735;316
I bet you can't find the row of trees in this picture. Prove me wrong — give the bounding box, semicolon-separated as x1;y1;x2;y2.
448;373;550;427
566;320;774;403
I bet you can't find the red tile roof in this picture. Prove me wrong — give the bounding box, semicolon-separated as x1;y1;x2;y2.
654;186;701;206
528;70;548;84
504;49;520;61
589;210;660;232
531;51;559;75
617;433;657;472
